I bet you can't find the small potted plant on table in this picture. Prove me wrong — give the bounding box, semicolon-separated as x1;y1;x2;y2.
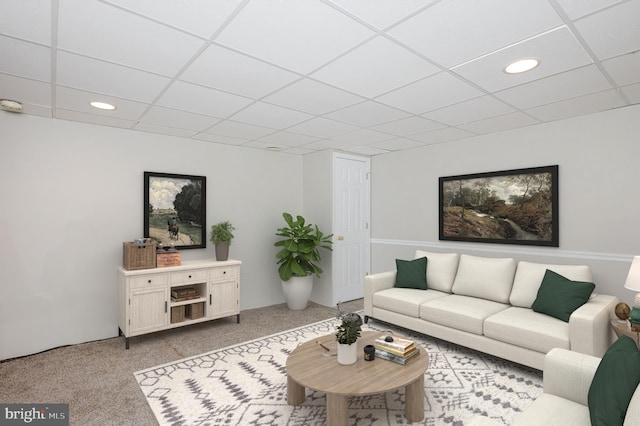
210;221;235;261
335;312;362;365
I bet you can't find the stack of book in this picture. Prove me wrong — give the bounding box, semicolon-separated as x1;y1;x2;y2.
373;336;419;365
171;287;200;302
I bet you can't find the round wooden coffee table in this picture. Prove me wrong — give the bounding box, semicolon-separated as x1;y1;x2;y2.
286;331;429;426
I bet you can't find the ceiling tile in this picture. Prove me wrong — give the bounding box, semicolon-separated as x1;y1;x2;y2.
302;139;357;151
525;89;625;122
325;101;410;127
18;103;52;118
157;80;252;118
556;0;626;20
206;120;275;140
57;51;170;103
376;72;483;114
280;146;317;156
602;52;640;86
574;1;640;60
194;132;249;146
55;86;148;120
230;102;312;129
311;36;439;98
328;0;436;30
371;116;445;136
0;36;50;82
103;0;243;38
343;145;390;156
134;122;198;138
139;106;221;131
58;0;204;76
214;0;375;74
0;0;51;44
263;78;364;115
494;65;612;109
423;96;515;126
621;82;640;104
458;112;540;134
369;137;426;151
452;27;593;92
331;129;395;144
287;117;358;138
0;74;51;106
389;0;563;67
408;127;476;144
180;44;300;99
55;108;136;129
256;131;321;147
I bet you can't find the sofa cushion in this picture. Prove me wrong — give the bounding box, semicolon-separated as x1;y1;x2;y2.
373;288;448;318
532;270;595;322
588;335;640;426
451;254;517;303
414;250;460;293
484;307;570;353
394;257;428;289
624;385;640;426
510;261;593;308
420;294;509;335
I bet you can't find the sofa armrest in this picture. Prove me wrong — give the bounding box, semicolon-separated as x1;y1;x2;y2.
363;271;396;317
543;348;601;406
569;294;618;357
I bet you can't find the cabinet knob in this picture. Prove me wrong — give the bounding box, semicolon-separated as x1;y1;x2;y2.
148;279;151;283
188;275;192;279
223;271;227;275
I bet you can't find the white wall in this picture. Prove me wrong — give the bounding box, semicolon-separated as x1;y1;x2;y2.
0;113;302;360
370;104;640;304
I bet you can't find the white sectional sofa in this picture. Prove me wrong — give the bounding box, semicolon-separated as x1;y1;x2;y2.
364;250;618;370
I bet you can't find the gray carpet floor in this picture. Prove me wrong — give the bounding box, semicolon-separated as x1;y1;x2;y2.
0;299;363;425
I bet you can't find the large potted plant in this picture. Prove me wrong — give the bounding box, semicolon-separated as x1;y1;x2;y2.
274;212;333;310
210;221;235;261
335;311;362;365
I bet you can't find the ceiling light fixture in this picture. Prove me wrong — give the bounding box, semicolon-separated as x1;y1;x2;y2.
90;101;116;110
266;146;281;151
0;99;24;112
504;58;540;74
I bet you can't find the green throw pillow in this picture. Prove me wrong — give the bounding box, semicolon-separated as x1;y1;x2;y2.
588;335;640;425
394;257;428;290
532;269;595;322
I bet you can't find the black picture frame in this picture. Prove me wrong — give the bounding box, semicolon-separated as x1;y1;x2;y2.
439;165;558;247
144;171;206;250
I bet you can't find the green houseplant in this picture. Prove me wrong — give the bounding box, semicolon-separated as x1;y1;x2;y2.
210;221;235;261
335;311;362;365
274;212;333;310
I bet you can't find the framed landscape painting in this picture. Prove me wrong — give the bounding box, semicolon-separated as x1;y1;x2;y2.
144;172;206;250
439;165;558;247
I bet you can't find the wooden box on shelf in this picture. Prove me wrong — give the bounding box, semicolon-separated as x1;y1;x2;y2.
123;242;156;270
171;306;185;323
157;251;181;268
186;302;205;320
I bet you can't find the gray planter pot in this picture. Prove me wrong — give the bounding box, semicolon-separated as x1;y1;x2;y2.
215;242;229;261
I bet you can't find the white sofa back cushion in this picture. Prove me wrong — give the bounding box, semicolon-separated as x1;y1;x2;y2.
451;254;517;303
510;261;593;308
414;250;460;293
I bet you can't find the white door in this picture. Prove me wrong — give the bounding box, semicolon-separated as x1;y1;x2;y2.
333;153;371;303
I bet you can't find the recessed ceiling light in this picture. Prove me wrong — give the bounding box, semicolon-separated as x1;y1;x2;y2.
0;99;23;112
90;101;116;110
504;58;540;74
266;146;281;151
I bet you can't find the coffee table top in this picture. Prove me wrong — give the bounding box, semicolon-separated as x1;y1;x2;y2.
286;331;429;396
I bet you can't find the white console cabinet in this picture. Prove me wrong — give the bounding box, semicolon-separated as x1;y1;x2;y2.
118;259;240;348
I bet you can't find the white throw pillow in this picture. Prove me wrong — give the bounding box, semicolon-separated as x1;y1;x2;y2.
414;250;460;293
510;261;593;308
451;254;517;303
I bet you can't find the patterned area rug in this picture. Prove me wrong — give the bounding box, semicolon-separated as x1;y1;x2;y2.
135;316;542;425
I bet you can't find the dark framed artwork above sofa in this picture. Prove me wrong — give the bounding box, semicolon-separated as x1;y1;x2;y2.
439;165;558;247
144;171;206;250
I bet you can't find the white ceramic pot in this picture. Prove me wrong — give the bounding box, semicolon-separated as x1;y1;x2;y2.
281;275;313;310
337;342;358;365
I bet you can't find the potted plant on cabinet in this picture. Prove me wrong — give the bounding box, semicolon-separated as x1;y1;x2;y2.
210;220;235;261
335;311;362;365
274;212;333;310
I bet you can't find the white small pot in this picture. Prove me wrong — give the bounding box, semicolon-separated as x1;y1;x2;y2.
337;342;358;365
281;275;313;310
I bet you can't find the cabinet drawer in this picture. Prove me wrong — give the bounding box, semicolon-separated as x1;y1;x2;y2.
130;273;169;289
209;266;238;280
171;269;208;284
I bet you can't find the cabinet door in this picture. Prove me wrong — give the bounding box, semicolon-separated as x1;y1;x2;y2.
129;286;168;335
209;280;238;319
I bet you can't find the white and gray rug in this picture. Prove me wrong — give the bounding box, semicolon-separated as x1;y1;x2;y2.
135;316;542;425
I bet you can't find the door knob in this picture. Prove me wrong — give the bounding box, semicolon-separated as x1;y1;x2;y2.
337;235;344;240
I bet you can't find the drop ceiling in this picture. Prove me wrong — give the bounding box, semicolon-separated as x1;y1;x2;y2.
1;0;639;156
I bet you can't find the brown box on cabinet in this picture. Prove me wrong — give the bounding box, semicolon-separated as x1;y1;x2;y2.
157;252;181;268
186;302;204;320
171;306;185;323
123;242;156;270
